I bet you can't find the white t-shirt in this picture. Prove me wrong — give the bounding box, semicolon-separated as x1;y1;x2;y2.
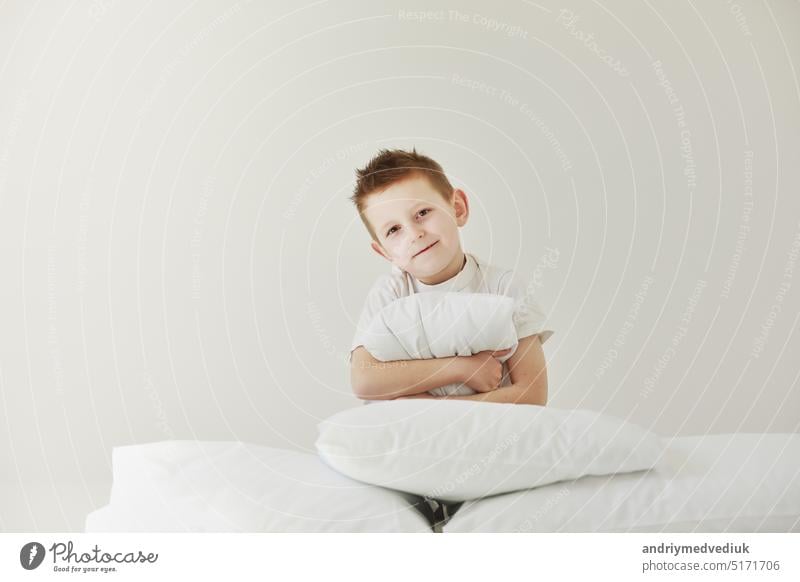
350;252;554;397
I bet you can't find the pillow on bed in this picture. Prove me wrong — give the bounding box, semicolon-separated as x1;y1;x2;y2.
84;441;432;533
442;433;800;532
316;400;664;502
361;292;518;397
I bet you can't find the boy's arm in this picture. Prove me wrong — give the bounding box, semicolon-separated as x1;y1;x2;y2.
434;335;548;406
350;346;465;400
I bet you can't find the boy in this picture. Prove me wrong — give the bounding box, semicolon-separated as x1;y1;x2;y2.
348;148;553;405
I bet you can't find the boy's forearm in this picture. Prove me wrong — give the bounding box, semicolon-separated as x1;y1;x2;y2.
355;357;465;400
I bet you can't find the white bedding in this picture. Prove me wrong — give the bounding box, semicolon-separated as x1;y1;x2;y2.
85;433;800;533
316;401;664;502
442;433;800;532
84;441;432;533
362;291;518;397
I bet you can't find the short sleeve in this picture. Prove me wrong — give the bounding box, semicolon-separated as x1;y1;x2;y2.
501;271;554;345
350;275;404;361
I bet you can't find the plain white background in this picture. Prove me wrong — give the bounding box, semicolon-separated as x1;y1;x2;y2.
0;0;798;531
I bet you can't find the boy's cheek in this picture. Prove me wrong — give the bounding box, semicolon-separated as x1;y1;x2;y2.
384;245;405;264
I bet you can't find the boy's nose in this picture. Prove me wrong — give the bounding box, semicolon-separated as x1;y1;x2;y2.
408;226;425;242
408;226;425;239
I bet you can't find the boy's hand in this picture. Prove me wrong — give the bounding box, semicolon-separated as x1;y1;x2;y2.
459;348;512;393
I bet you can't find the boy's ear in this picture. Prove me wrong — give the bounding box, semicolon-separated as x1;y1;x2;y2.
371;240;392;262
453;189;469;227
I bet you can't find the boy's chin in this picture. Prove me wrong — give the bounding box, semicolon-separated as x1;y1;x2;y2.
408;264;445;280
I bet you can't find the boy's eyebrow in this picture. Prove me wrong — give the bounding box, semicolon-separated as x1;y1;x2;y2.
378;202;429;232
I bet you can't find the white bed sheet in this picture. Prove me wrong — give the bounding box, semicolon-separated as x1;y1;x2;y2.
443;433;800;532
86;434;800;533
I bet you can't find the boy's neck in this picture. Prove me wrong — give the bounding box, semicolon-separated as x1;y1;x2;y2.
416;250;467;285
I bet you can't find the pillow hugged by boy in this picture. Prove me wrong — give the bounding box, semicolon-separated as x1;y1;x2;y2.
349;148;553;406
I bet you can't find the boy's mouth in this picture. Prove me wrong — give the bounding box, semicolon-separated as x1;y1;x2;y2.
413;241;438;257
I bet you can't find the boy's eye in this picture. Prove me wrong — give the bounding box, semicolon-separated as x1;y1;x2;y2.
385;209;431;237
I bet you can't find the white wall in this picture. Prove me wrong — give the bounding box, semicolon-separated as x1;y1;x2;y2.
1;0;798;530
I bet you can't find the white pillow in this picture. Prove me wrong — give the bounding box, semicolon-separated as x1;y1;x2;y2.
316;400;664;502
362;292;518;397
84;441;432;533
442;433;800;532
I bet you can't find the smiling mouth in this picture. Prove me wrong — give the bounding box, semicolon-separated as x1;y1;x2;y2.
413;241;438;257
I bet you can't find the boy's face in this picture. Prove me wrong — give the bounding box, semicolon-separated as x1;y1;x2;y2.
363;175;469;283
